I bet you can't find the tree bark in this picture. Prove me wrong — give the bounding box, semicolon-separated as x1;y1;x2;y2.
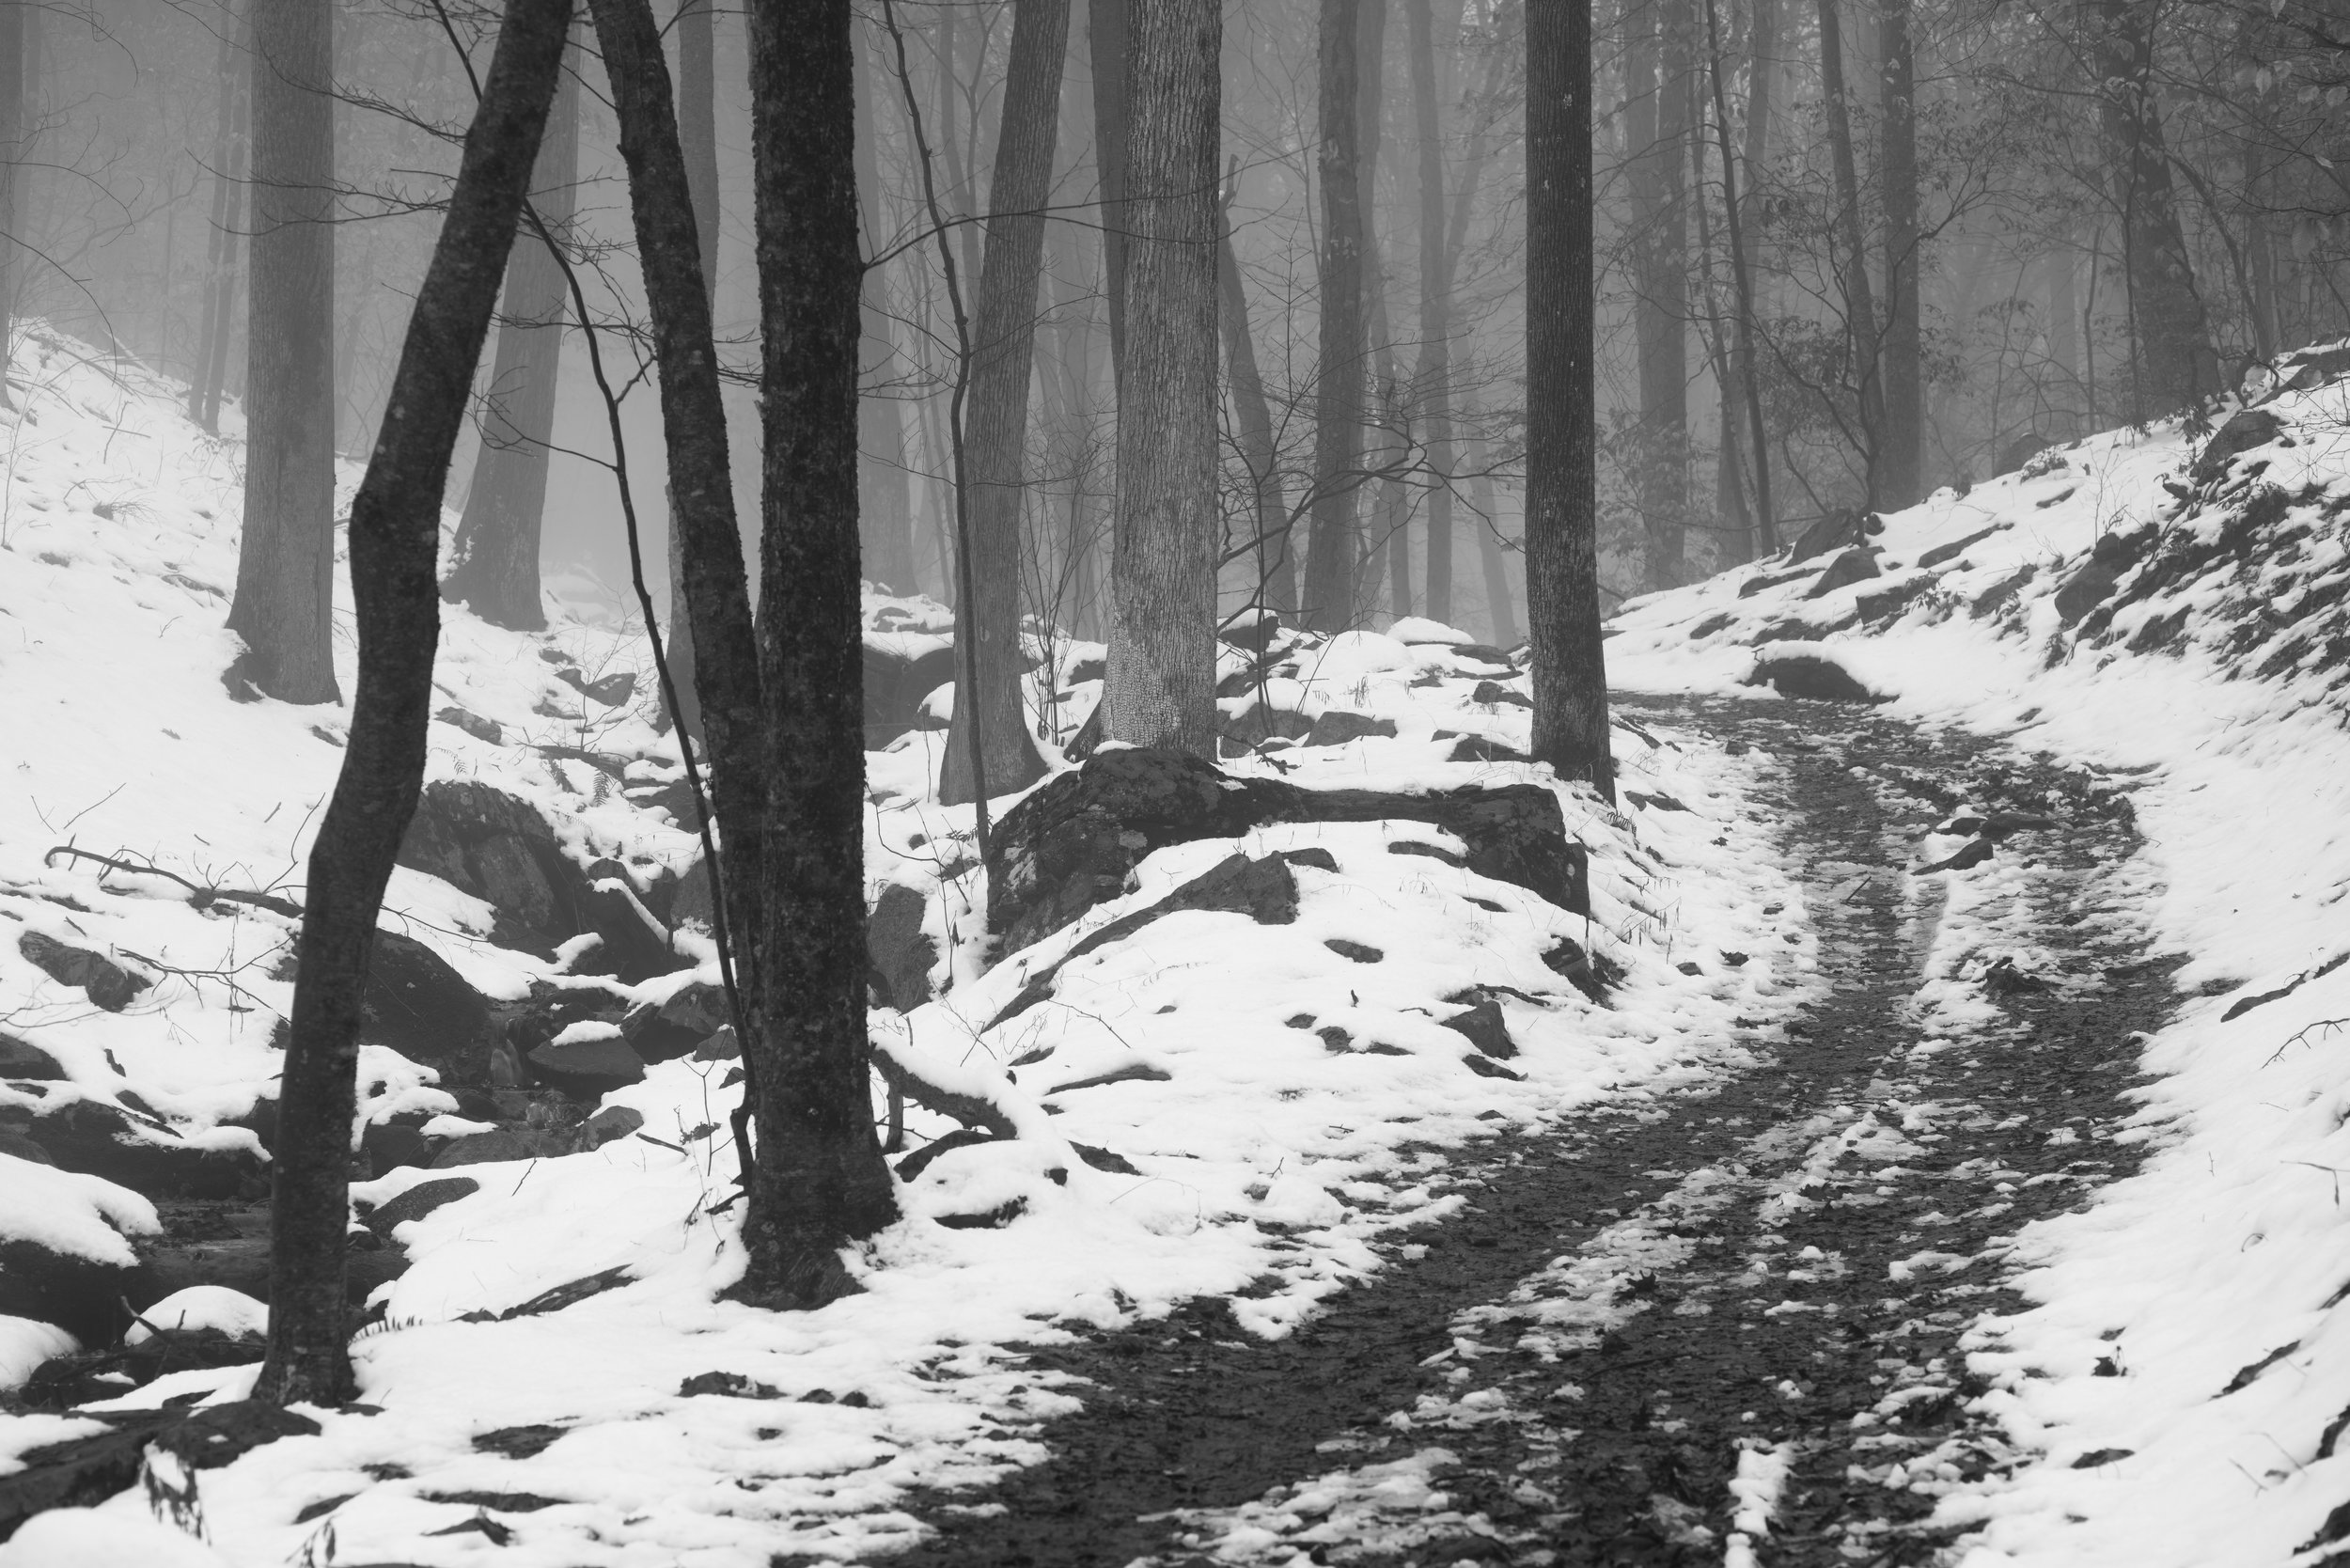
741;0;900;1308
1218;177;1290;617
1407;0;1454;626
2090;0;2217;420
666;0;721;742
1104;0;1218;753
1525;0;1612;799
1089;0;1131;380
1817;0;1883;505
443;34;581;631
258;0;572;1407
225;0;339;705
1626;0;1691;591
1877;0;1921;507
855;27;917;594
939;0;1068;807
0;1;24;374
1301;0;1364;633
199;22;253;438
1710;0;1775;556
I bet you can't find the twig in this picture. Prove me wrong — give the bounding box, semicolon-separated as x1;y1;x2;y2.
42;845;302;918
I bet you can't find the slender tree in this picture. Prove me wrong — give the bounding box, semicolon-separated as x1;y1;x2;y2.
665;0;721;740
0;0;23;376
2090;0;2217;419
1301;0;1364;633
741;0;900;1305
225;0;339;704
259;0;573;1406
1525;0;1611;799
1218;170;1291;617
1816;0;1884;504
1706;0;1775;556
1879;0;1923;507
196;13;254;437
1089;0;1131;377
442;33;582;630
1407;0;1455;625
940;0;1069;806
1104;0;1219;752
1626;0;1691;590
854;29;917;595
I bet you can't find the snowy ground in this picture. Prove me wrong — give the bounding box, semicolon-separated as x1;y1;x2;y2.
0;331;1811;1566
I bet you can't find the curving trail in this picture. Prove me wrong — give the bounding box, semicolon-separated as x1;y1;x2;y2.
872;698;2174;1568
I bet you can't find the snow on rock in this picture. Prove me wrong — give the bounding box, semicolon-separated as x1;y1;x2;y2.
0;1318;77;1394
124;1287;267;1347
0;1508;236;1568
0;1152;158;1267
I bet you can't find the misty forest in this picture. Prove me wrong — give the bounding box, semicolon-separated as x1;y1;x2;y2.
3;0;2350;1562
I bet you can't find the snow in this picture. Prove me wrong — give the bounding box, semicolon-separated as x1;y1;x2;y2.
0;1510;235;1567
125;1288;267;1346
0;1152;159;1266
0;1318;77;1395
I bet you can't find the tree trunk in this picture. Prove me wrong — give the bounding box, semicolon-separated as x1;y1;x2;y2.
225;0;339;705
666;0;721;743
0;1;24;376
1626;0;1691;591
855;27;917;594
740;0;900;1307
1357;0;1408;622
1877;0;1921;508
1218;177;1290;617
443;35;581;631
200;24;253;438
1104;0;1219;752
1525;0;1612;799
258;0;572;1407
1407;0;1454;626
189;11;237;427
1089;0;1130;381
2090;0;2217;420
1713;0;1775;555
1301;0;1364;633
1817;0;1882;504
938;0;1068;807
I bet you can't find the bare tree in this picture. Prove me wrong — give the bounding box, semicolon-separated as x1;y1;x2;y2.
740;0;900;1306
1626;0;1691;588
442;29;582;630
664;0;721;741
1816;0;1884;505
1104;0;1219;752
1301;0;1364;633
940;0;1069;806
1525;0;1611;799
1219;168;1291;616
1407;0;1453;624
1879;0;1923;506
225;0;339;704
259;0;573;1407
855;30;918;595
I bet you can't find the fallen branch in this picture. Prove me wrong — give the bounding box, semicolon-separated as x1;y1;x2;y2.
868;1030;1020;1139
42;847;302;919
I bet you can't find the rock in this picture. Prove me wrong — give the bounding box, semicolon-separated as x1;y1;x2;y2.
125;1285;268;1345
359;1114;433;1176
1219;609;1285;654
1687;612;1736;640
0;1237;150;1345
434;706;504;745
7;1100;264;1200
1305;710;1399;746
1438;995;1516;1058
1219;697;1314;752
0;1402;320;1540
526;1029;646;1095
362;1175;480;1237
1441;732;1529;764
1325;939;1383;964
554;666;638;706
1854;575;1935;623
16;933;149;1013
1738;564;1825;598
0;1031;65;1080
985;746;1590;956
1919;838;1996;873
2190;406;2283;483
352;929;493;1074
864;635;958;745
1997;432;2049;475
867;883;939;1011
583;1105;645;1149
2052;526;2155;627
1803;546;1883;599
693;1025;741;1061
1388;616;1475;646
430;1128;572;1168
1470;680;1533;709
1747;651;1886;704
1917;524;2010;570
1788;507;1872;563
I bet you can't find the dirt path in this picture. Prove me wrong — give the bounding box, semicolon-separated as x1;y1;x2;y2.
870;699;2174;1568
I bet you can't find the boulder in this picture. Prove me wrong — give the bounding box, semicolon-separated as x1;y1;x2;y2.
1470;680;1533;710
1304;710;1399;746
867;883;938;1011
430;1127;574;1168
2190;406;2283;484
2052;526;2155;627
986;746;1590;955
1218;609;1284;654
361;1175;480;1237
1917;523;2011;570
1804;546;1883;599
1438;994;1516;1058
864;635;958;746
1747;651;1886;704
1220;698;1314;753
0;1237;150;1345
16;933;149;1013
525;1030;647;1095
434;706;504;745
1788;507;1873;564
0;1031;65;1080
554;666;638;706
7;1100;263;1200
353;929;492;1071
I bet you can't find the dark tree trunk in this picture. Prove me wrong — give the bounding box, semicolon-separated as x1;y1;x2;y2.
199;22;253;438
1218;180;1290;617
443;36;582;631
1089;0;1130;379
0;0;24;373
741;0;899;1307
190;11;235;426
1301;0;1364;634
1525;0;1612;799
1626;0;1691;591
2091;0;2217;419
939;0;1068;807
666;0;721;742
1710;0;1775;556
1407;0;1454;626
1105;0;1219;751
855;28;917;594
1817;0;1883;504
258;0;573;1407
226;0;339;705
1878;0;1921;508
589;0;765;1013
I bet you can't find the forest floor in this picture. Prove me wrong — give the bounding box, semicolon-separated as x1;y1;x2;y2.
863;696;2172;1568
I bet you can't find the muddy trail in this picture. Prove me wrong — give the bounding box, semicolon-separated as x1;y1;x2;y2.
871;698;2174;1568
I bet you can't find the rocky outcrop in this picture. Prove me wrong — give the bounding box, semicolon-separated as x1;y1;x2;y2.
2189;406;2283;484
986;746;1590;956
16;933;150;1013
865;635;957;746
1746;651;1887;704
3;1098;264;1200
